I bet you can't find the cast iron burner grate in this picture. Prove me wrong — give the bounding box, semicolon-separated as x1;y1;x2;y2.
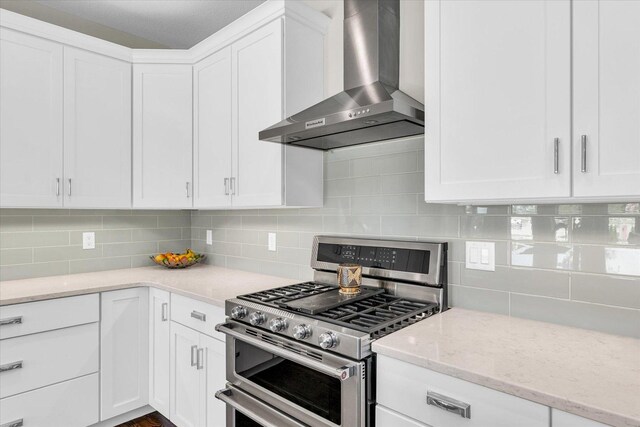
238;282;440;338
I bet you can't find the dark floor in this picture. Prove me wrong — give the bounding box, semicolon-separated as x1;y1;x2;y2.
116;411;176;427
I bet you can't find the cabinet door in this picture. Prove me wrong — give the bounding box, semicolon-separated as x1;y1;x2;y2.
149;288;171;418
424;1;571;202
232;19;284;207
200;334;226;427
133;64;193;208
194;47;233;208
100;288;149;421
170;321;201;427
64;47;131;208
552;409;608;427
0;29;63;207
573;1;640;198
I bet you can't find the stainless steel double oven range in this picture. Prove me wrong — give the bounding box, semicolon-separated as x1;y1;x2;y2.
214;236;448;427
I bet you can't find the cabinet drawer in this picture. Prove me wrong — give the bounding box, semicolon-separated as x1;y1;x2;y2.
0;322;99;398
0;373;99;427
0;294;99;340
552;409;609;427
377;405;430;427
377;355;549;427
171;293;225;341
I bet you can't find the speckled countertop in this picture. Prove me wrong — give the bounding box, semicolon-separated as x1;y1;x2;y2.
0;264;298;306
372;308;640;427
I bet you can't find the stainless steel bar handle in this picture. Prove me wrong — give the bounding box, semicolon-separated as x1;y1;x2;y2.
0;316;22;326
161;302;168;321
190;310;206;322
56;178;60;196
0;360;23;373
224;178;230;195
215;387;306;427
190;345;198;367
553;138;560;174
0;419;24;427
68;178;72;196
186;182;190;198
215;323;357;381
196;348;204;370
581;135;587;173
230;177;236;195
426;391;471;419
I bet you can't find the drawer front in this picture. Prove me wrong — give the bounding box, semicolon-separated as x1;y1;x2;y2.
0;373;99;427
0;294;99;340
171;293;225;341
377;405;431;427
0;323;99;398
552;409;609;427
377;355;550;427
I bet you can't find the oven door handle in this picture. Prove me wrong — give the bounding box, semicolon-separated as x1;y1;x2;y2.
216;322;358;381
216;386;307;427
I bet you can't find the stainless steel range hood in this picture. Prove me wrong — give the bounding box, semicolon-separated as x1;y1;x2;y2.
259;0;424;151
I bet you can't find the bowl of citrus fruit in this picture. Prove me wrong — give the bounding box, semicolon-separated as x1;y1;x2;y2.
150;249;205;269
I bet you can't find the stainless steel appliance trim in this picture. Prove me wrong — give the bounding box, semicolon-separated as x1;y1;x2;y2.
216;322;356;381
190;345;198;367
0;419;23;427
0;360;23;373
426;391;471;419
311;235;445;286
0;316;22;326
216;385;307;427
581;135;588;173
190;310;206;322
161;303;168;321
554;137;560;174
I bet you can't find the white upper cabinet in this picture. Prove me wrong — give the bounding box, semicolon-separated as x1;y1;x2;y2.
63;47;131;208
0;29;63;208
573;0;640;199
193;13;326;209
193;47;233;208
425;0;571;203
133;64;193;208
232;19;284;207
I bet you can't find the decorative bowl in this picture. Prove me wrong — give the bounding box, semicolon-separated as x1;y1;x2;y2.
150;250;206;269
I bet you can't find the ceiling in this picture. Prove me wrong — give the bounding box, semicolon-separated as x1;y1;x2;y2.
0;0;266;49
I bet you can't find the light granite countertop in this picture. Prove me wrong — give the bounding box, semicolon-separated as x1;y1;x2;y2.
0;264;299;307
372;308;640;427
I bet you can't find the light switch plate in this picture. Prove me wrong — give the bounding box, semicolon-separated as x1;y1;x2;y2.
82;232;95;250
206;230;213;245
268;233;276;252
466;241;495;271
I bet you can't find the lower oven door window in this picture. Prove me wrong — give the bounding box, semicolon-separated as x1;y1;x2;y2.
235;339;342;425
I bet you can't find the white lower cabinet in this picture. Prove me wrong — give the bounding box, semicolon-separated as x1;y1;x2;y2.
0;373;100;427
377;405;428;427
552;409;609;427
149;288;171;418
100;288;149;421
377;355;550;427
170;319;226;427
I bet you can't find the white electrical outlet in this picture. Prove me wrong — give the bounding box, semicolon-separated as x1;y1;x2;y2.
82;232;95;250
268;232;277;251
466;241;495;271
206;230;213;245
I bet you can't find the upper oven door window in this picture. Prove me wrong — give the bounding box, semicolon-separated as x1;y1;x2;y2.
235;339;342;425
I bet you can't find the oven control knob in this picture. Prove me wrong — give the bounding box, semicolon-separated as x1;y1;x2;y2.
293;324;311;340
319;332;338;349
230;306;248;320
269;318;286;332
248;311;266;326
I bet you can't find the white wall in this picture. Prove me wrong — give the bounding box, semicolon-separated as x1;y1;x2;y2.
302;0;424;103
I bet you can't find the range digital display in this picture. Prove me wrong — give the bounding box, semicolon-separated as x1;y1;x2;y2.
316;243;430;274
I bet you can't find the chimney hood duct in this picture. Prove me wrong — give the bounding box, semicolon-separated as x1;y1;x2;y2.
259;0;424;150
